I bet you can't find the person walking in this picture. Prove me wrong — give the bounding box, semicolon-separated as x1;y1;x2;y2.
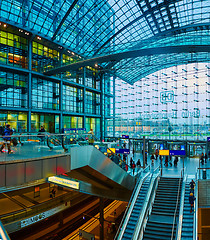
189;192;196;213
204;153;207;163
136;159;141;169
190;179;196;194
88;129;95;145
151;154;155;165
132;162;136;175
38;126;46;142
0;124;13;154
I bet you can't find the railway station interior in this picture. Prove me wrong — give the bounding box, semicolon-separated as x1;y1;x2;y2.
0;0;210;239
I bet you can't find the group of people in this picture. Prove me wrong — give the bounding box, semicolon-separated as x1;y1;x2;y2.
0;124;46;154
189;179;196;213
0;123;14;154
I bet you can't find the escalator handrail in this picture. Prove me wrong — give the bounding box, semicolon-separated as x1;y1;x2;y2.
193;170;198;240
0;220;10;240
115;168;150;240
132;166;161;240
171;170;183;240
176;173;187;240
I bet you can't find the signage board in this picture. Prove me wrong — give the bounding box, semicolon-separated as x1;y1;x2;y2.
159;150;169;156
122;135;129;139
207;137;210;142
107;148;116;154
48;176;79;190
115;149;130;154
169;150;186;156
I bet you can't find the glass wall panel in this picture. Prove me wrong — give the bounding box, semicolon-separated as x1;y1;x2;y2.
85;67;100;90
0;30;28;68
31;113;59;133
115;62;210;141
0;71;28;108
63;116;83;129
63;70;83;84
86;117;100;138
32;77;59;110
32;41;59;72
86;91;100;115
0;111;27;132
63;85;83;113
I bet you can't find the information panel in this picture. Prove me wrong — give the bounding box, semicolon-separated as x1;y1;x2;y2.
169;150;186;156
115;149;130;154
122;135;129;139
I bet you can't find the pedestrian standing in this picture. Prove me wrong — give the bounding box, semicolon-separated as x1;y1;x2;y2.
189;193;196;213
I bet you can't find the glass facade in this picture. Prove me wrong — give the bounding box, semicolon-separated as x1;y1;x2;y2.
0;0;209;141
0;30;28;68
32;78;59;110
63;85;83;113
115;63;210;140
0;111;27;132
0;71;27;108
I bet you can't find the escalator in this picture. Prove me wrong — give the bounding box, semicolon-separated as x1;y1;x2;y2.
143;177;182;240
181;179;194;239
116;166;160;240
121;175;151;239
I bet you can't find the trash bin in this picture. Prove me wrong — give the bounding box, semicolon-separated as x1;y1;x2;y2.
203;169;206;179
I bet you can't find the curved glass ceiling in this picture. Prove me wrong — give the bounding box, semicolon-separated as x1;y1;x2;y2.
0;0;209;83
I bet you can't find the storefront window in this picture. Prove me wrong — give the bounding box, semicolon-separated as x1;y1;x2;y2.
0;30;28;68
0;111;27;132
86;117;100;138
31;113;59;133
63;116;83;129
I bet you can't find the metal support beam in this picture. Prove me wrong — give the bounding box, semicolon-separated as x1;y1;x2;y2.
52;0;79;41
44;45;210;75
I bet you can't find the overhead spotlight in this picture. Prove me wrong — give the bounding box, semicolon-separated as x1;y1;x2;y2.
67;50;71;53
25;32;29;35
19;29;23;32
79;56;81;59
3;24;7;28
95;63;98;67
37;36;42;40
72;52;75;55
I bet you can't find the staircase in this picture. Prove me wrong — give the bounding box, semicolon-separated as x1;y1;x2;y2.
143;177;182;240
181;180;194;239
122;176;151;240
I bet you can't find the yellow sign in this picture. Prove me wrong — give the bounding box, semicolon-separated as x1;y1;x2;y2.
48;176;79;190
107;148;115;153
159;150;169;156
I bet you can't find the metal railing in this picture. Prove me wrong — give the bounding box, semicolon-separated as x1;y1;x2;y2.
0;220;10;240
193;170;199;240
132;166;160;240
171;169;184;240
114;165;151;240
0;132;133;173
176;173;187;240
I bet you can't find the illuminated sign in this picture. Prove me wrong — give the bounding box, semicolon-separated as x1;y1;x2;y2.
207;137;210;142
159;150;169;156
48;176;79;190
122;135;129;139
160;91;174;103
107;148;116;153
169;150;186;156
116;149;130;154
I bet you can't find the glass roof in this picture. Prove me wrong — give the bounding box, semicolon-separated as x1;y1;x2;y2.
1;0;209;83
